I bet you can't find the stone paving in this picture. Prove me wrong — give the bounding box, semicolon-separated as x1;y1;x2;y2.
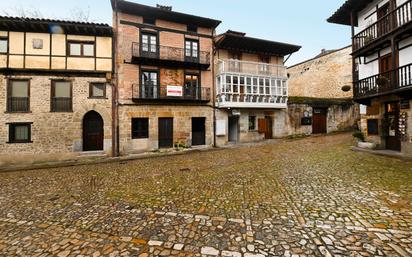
0;133;411;257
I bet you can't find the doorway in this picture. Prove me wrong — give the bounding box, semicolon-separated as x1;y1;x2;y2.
312;108;328;134
385;102;401;151
228;116;239;143
158;118;173;148
258;116;273;139
83;111;104;151
192;117;206;146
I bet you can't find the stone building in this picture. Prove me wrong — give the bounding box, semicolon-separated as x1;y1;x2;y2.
111;0;221;154
214;30;301;145
329;0;412;156
0;17;113;165
285;46;360;136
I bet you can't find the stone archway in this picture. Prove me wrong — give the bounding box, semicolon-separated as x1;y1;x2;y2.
83;111;104;151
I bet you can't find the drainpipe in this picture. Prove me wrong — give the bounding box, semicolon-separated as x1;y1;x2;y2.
212;30;217;148
113;0;120;157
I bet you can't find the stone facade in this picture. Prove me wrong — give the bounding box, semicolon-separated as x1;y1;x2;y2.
0;75;113;165
113;5;217;154
288;46;353;99
0;18;113;165
286;47;359;135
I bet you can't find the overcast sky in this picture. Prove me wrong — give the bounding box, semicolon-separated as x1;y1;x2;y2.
0;0;350;65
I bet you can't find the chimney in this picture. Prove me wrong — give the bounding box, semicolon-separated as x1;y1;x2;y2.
157;4;172;11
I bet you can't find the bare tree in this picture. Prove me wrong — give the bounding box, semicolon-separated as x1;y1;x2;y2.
69;6;94;22
2;5;43;18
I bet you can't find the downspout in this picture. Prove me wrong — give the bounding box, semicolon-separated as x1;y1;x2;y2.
113;0;120;157
212;29;217;148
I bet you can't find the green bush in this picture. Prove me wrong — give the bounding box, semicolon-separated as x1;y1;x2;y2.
352;131;365;142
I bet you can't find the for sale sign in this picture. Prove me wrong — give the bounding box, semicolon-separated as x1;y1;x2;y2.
167;85;183;97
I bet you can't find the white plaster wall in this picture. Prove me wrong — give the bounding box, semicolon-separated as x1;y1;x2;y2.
399;38;412;66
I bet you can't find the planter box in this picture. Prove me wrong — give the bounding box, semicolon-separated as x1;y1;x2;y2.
358;141;376;149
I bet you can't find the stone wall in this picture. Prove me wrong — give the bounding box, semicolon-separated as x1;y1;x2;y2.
288;46;353;98
119;105;213;154
0;75;113;165
273;102;359;137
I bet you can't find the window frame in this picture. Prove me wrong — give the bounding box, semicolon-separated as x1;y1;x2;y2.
140;32;159;55
184;39;199;59
67;41;95;57
7;122;32;144
7;79;30;113
89;82;107;99
367;119;379;135
249;116;257;131
0;37;8;54
51;80;73;112
131;118;149;139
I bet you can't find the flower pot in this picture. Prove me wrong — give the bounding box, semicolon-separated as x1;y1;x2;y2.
358;141;376;149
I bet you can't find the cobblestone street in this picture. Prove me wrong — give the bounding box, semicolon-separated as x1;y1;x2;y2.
0;133;411;257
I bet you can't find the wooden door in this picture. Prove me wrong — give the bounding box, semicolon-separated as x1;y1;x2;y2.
377;3;390;36
158;118;173;148
312;108;327;134
83;111;104;151
385;102;401;151
258;117;272;139
192;117;206;146
379;54;393;74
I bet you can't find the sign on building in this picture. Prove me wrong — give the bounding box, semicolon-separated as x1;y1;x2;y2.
167;85;183;97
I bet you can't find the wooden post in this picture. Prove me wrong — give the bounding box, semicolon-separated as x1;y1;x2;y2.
350;11;357;96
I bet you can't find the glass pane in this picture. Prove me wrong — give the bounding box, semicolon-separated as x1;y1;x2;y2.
14;125;28;141
92;84;105;97
11;81;28;97
0;39;7;53
54;82;71;97
142;35;148;44
83;44;94;56
70;43;81;56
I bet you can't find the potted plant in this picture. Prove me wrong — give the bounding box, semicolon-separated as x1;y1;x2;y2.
353;131;376;149
376;76;390;87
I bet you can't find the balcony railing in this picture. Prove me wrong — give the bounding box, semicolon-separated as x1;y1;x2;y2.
7;97;29;112
353;0;412;52
132;43;210;66
51;97;72;112
354;63;412;99
132;84;211;102
217;59;287;78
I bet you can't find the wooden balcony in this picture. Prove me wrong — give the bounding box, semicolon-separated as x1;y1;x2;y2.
217;59;287;78
354;63;412;101
353;0;412;54
131;43;210;70
132;84;211;103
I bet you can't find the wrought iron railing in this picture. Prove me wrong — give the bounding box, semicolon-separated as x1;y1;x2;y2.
7;97;29;112
132;43;210;65
354;63;412;98
51;97;72;112
353;0;412;51
132;84;211;102
217;59;287;78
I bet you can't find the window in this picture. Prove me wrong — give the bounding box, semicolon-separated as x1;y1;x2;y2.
89;83;106;98
367;119;379;135
8;123;32;143
187;24;198;33
185;39;199;61
185;74;200;99
51;81;72;112
143;16;156;25
141;33;158;57
7;80;30;112
249;116;256;131
0;38;7;53
132;118;149;139
68;41;95;57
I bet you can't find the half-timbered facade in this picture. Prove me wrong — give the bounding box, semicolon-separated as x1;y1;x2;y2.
0;17;114;165
214;31;300;145
112;0;220;153
329;0;412;155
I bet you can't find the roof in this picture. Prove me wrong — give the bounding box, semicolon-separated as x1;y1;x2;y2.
328;0;374;26
288;45;351;69
0;16;113;36
214;30;301;56
111;0;221;29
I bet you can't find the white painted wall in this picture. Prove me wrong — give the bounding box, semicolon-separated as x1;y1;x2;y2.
399;38;412;66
